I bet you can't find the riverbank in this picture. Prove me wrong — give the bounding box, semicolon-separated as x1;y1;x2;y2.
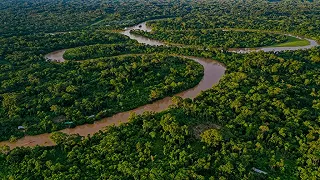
1;19;318;149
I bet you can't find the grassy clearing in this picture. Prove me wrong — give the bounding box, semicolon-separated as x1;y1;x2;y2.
271;36;310;47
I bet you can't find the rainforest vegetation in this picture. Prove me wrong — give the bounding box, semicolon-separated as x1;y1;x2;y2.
141;1;320;42
1;47;319;179
0;44;203;141
63;44;149;61
0;0;320;179
131;29;289;48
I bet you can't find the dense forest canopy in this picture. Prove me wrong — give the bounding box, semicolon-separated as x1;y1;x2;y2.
0;28;205;140
1;0;319;38
0;0;319;179
0;0;192;37
131;29;289;48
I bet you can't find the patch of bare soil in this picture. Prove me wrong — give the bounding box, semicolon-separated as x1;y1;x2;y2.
192;122;221;139
53;115;66;123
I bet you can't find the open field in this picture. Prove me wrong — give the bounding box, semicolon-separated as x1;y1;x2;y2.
271;36;310;47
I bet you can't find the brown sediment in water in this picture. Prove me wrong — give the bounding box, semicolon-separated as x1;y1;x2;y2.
1;19;318;149
0;56;225;149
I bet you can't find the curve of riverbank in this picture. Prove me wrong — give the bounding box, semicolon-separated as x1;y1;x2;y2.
0;55;225;149
124;21;318;53
1;20;318;149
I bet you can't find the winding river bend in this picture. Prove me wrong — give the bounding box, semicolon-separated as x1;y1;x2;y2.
0;21;318;149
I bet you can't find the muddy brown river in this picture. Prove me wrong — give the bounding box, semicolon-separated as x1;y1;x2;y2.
1;20;318;149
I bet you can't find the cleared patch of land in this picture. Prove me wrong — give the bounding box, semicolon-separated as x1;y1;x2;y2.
192;122;221;139
271;36;310;47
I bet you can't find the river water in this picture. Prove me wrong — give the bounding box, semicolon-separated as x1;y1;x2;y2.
120;21;318;53
230;35;318;53
1;20;318;149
